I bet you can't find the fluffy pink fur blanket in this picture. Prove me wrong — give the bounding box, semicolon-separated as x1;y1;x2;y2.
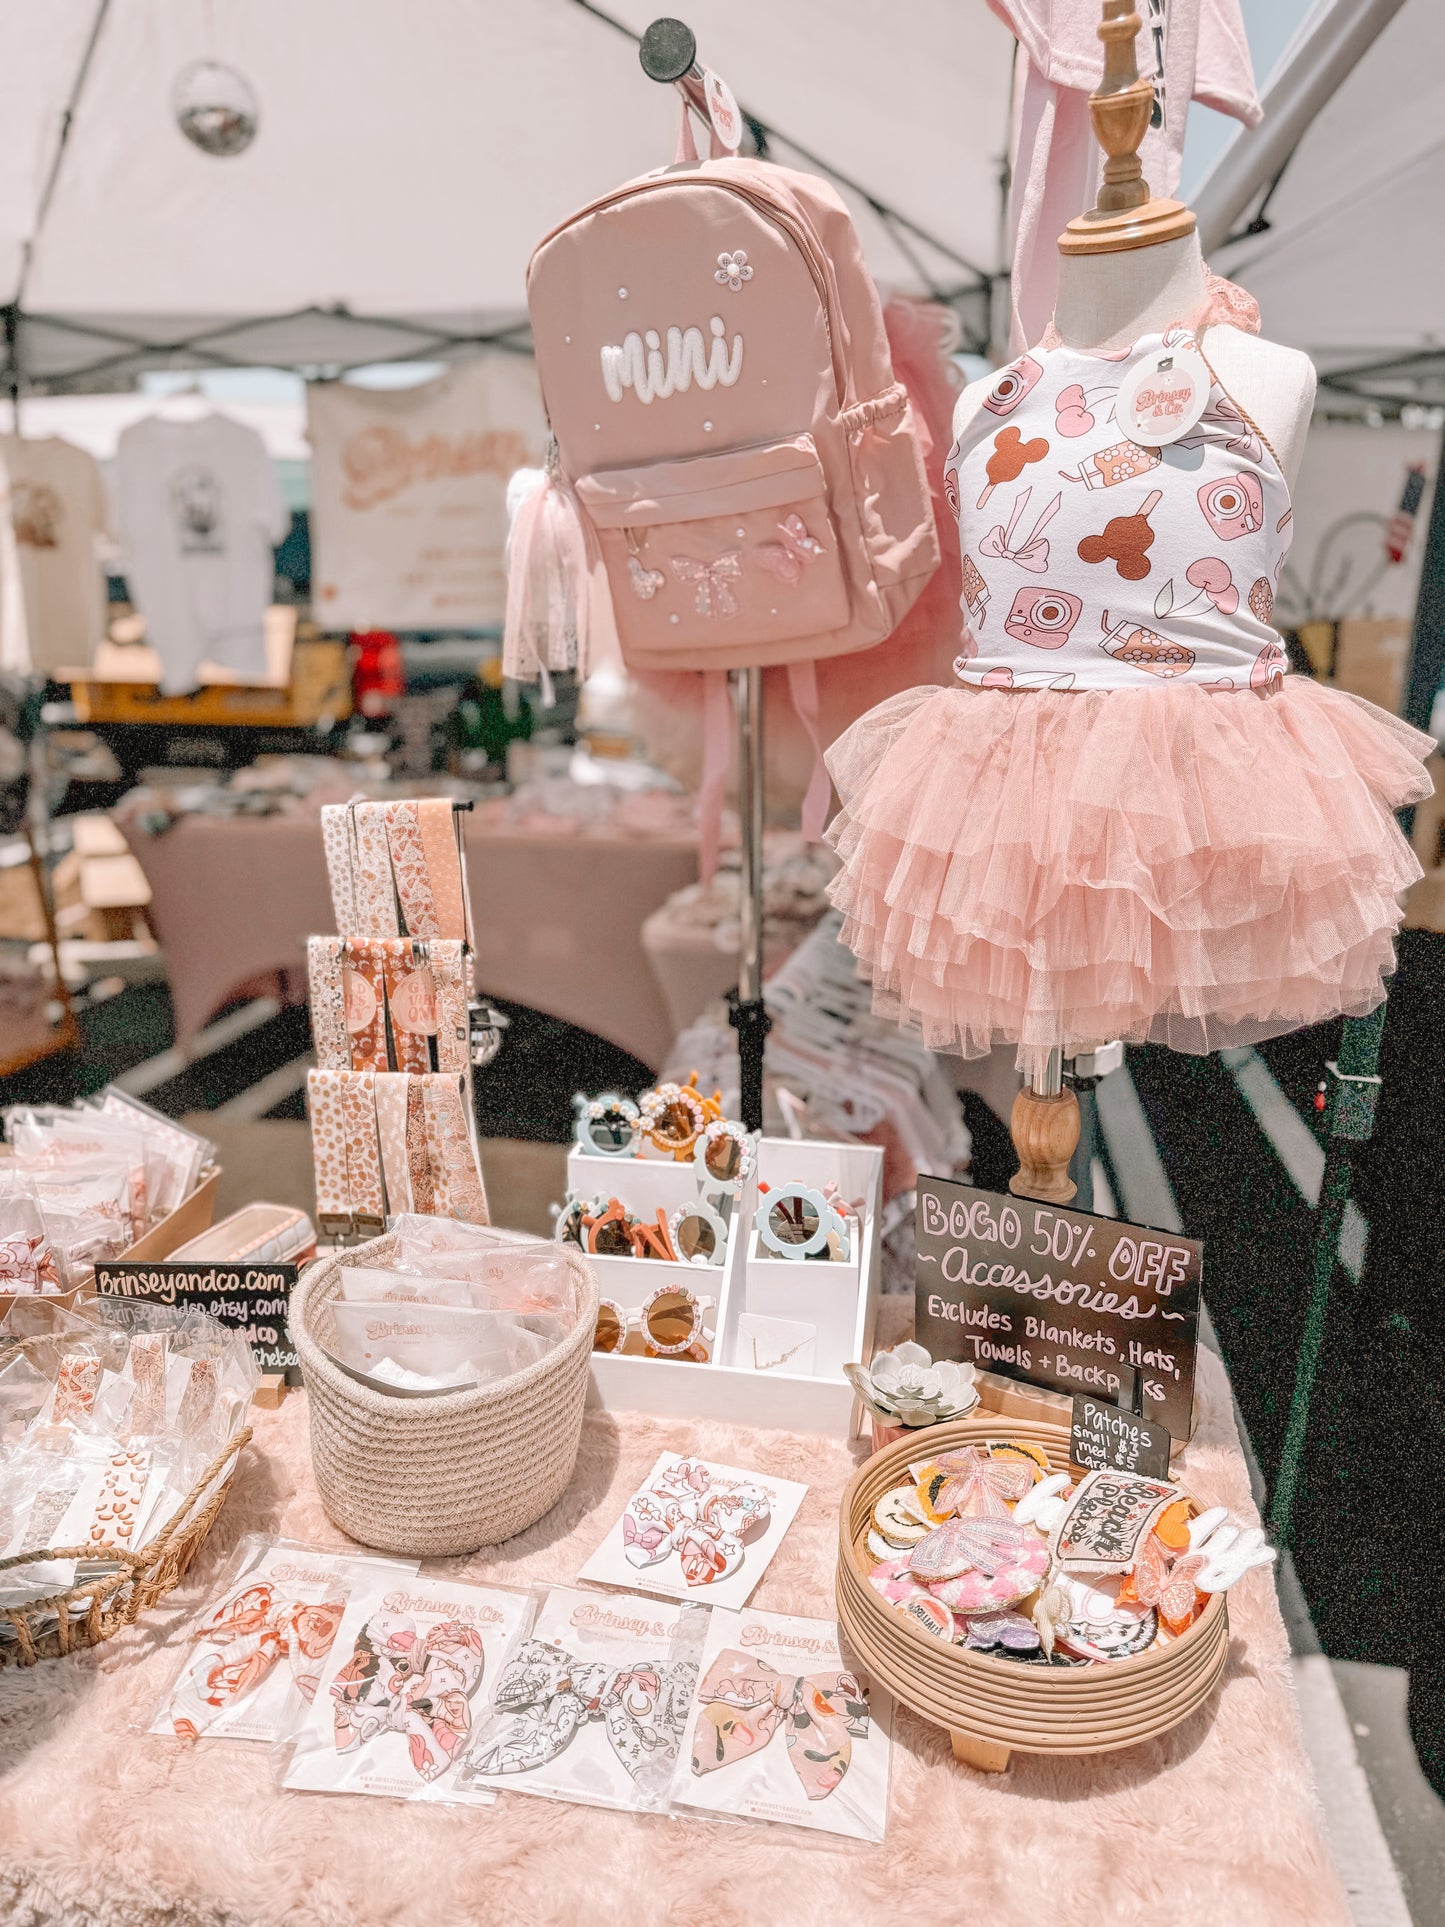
0;1344;1346;1927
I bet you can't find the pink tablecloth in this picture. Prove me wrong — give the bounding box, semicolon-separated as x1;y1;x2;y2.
123;810;698;1068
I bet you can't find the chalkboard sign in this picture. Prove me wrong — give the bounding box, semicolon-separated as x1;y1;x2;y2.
95;1263;299;1383
1070;1393;1173;1479
914;1175;1199;1442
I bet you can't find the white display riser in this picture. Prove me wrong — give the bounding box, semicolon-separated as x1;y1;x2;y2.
567;1136;882;1438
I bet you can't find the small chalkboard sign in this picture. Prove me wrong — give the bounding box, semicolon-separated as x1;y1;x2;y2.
94;1263;299;1383
914;1174;1200;1442
1070;1393;1173;1479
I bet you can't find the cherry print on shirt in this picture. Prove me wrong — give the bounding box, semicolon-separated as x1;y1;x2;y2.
1100;611;1196;679
1004;586;1083;651
982;354;1043;417
1154;558;1238;620
978;427;1049;507
1054;383;1109;438
1198;471;1264;541
979;488;1061;573
1077;489;1163;582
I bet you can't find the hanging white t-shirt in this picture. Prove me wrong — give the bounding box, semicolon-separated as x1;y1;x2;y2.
114;413;289;693
0;435;114;676
306;357;548;632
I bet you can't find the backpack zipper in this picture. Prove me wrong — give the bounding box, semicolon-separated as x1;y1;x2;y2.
532;173;843;411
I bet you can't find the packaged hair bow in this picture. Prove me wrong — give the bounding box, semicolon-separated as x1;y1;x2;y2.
671;1607;892;1842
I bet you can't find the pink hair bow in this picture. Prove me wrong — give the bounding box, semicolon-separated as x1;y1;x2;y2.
977;487;1061;573
690;1650;869;1802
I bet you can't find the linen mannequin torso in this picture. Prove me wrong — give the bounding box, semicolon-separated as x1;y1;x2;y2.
955;234;1315;488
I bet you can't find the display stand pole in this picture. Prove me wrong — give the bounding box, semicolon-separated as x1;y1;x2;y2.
1269;1003;1386;1544
637;18;771;1130
729;665;770;1133
1009;1050;1080;1206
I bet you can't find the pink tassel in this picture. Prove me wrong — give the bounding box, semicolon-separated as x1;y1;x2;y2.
502;454;618;683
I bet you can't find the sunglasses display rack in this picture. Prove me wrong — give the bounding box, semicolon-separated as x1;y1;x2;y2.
574;1135;882;1438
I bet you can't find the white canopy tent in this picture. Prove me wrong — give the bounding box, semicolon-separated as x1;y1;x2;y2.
0;0;1016;389
1196;0;1443;407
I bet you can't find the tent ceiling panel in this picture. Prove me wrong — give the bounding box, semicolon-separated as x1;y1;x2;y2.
1;0;1014;383
1207;1;1445;391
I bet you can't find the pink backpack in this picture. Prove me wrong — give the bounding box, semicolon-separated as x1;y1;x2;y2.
505;153;940;687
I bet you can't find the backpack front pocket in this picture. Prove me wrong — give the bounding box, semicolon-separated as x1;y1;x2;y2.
576;435;851;668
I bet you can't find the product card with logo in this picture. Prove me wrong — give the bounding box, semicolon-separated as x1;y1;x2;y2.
283;1574;534;1804
150;1537;417;1746
579;1453;808;1611
670;1606;891;1843
456;1585;705;1814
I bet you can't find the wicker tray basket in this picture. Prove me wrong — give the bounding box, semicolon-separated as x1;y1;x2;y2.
292;1231;599;1558
836;1414;1229;1773
0;1426;251;1668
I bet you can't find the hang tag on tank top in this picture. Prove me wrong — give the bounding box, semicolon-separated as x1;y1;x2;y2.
1117;350;1209;447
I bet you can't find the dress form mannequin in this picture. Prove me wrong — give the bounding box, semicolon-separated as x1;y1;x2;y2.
955;231;1317;492
954;1;1316;1204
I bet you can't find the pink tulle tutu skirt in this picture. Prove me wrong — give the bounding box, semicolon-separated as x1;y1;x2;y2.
824;678;1434;1079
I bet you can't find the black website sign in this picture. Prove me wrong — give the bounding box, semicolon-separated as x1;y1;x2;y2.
914;1175;1199;1442
95;1262;299;1382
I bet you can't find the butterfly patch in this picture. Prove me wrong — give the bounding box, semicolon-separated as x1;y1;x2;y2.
756;514;825;585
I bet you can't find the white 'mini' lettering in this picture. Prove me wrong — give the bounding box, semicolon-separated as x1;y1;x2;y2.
600;315;743;404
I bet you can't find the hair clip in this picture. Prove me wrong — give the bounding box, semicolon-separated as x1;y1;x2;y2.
572;1091;641;1157
693;1119;755;1196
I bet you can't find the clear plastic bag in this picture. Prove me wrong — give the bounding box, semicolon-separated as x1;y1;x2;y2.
324;1298;555;1393
455;1586;707;1815
148;1536;418;1747
667;1606;893;1843
283;1572;537;1804
365;1217;582;1331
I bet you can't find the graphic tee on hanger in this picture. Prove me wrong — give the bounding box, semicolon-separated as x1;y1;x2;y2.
114;413;289;694
0;435;114;674
306;357;548;632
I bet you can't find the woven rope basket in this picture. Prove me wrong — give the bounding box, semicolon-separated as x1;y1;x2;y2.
0;1426;251;1668
292;1232;599;1557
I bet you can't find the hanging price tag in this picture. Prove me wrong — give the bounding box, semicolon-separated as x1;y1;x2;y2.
1118;349;1209;447
704;69;743;152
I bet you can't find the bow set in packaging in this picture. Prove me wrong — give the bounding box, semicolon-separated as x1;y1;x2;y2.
318;1216;584;1397
0;1296;255;1636
580;1454;808;1611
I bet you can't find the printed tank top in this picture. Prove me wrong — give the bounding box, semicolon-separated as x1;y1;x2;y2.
943;327;1293;693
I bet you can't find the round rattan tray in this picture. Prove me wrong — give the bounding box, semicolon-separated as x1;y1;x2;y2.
836;1415;1228;1772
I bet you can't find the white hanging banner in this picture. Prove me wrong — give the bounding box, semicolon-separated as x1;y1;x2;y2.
306;357;548;631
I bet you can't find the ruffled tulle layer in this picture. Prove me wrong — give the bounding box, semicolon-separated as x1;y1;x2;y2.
824;678;1434;1079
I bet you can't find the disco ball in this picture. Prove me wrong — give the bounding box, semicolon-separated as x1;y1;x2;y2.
172;59;259;156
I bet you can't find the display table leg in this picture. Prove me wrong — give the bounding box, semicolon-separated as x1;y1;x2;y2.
950;1730;1012;1774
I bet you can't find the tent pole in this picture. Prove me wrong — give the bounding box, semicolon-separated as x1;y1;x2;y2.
1400;416;1445;741
1269;1001;1386;1545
